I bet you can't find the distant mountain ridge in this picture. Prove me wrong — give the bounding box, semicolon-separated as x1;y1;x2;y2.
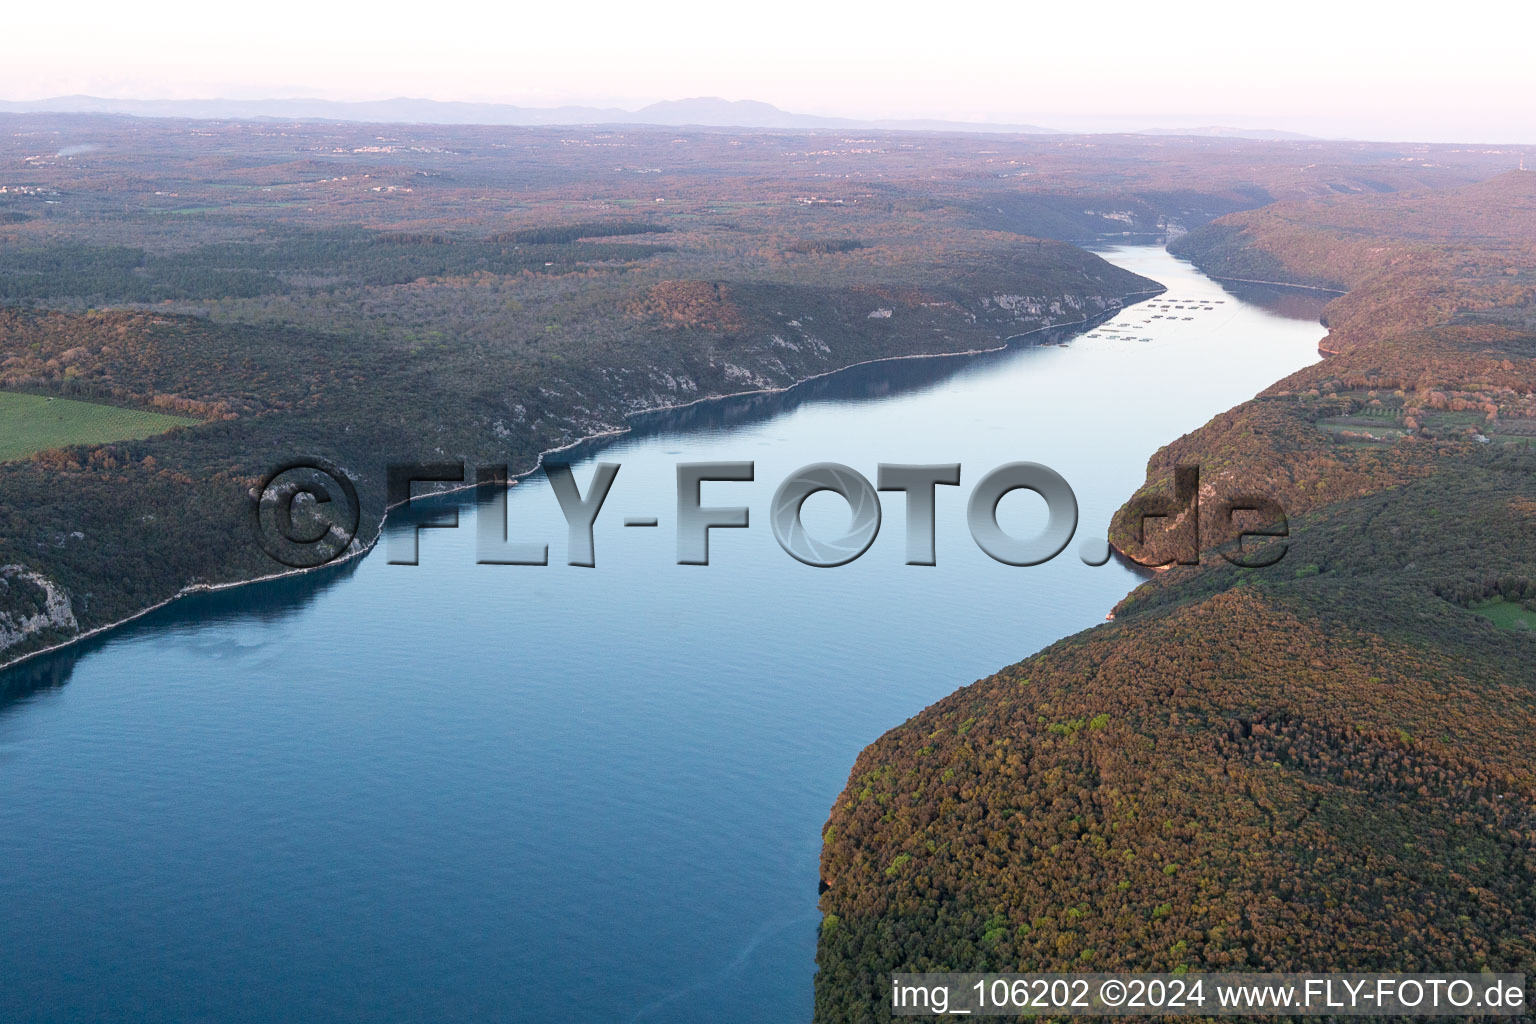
0;94;1057;134
0;95;1315;139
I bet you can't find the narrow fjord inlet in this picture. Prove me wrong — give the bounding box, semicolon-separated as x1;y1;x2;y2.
6;11;1535;1022
0;247;1328;1022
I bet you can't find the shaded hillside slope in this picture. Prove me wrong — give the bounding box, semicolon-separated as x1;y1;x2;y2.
0;238;1154;668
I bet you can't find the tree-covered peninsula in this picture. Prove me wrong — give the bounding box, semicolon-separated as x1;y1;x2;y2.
816;171;1536;1021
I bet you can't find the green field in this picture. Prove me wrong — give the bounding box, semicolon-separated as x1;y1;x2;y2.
1473;597;1536;631
0;392;198;463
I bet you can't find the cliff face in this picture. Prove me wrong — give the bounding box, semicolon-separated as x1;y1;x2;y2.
0;565;77;655
816;174;1536;1022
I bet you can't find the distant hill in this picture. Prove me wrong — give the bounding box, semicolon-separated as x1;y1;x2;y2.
1131;124;1317;140
0;94;1057;134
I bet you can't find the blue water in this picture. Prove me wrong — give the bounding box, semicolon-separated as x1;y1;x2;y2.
0;247;1326;1023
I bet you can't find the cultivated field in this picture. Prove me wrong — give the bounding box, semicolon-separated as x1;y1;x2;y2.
0;391;195;463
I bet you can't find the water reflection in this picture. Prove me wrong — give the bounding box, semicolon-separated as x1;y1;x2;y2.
1216;280;1334;322
0;557;362;712
566;316;1112;462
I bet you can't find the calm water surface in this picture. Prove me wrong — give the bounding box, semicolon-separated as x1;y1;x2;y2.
0;247;1326;1022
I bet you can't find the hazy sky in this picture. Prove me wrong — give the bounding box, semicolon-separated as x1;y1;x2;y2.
9;0;1534;142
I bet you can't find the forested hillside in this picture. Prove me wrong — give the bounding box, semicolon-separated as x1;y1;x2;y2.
1112;171;1536;568
816;173;1536;1021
